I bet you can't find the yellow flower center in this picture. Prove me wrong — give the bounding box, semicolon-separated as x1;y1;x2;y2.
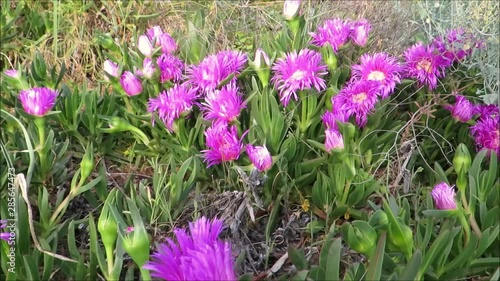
352;92;367;103
367;70;386;81
417;59;432;73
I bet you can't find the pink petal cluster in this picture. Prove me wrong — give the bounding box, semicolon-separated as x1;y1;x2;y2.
146;25;178;54
120;71;143;96
4;69;19;78
187;50;247;93
470;110;500;157
201;83;246;123
332;80;379;127
402;43;447;90
444;94;475;122
147;84;198;131
137;58;155;79
432;28;482;66
351;53;401;99
321;111;347;151
1;220;9;242
103;60;120;81
246;144;273;172
202;122;244;167
157;53;184;83
431;182;457;210
310;18;372;51
271;49;327;107
18;87;58;117
144;217;236;281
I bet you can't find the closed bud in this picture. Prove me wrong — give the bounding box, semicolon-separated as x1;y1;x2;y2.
80;143;94;182
120;71;143;96
369;210;388;230
137;35;153;57
122;227;150;267
321;44;338;72
283;0;301;21
97;204;118;252
388;219;413;258
96;33;119;52
453;143;471;174
342;221;377;257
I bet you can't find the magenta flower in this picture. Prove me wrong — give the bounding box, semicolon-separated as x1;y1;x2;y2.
474;104;499;120
157;53;184;83
120;71;143;96
148;84;198;131
332;80;379;127
103;60;120;81
470;116;500;157
201;83;245;123
351;53;401;99
310;19;351;52
271;49;327;107
246;144;273;172
349;19;371;47
325;129;344;151
18;87;58;117
138;35;154;57
202;122;243;167
187;50;247;93
137;58;155;79
4;69;19;78
321;110;348;130
144;217;236;281
403;43;447;90
444;94;474;122
431;182;457;210
146;26;177;54
1;220;9;242
433;28;478;66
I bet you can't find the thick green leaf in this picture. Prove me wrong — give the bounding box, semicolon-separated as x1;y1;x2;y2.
288;246;308;271
399;249;422;281
417;229;450;280
366;232;386;281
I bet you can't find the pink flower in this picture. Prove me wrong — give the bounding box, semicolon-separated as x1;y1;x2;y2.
137;58;155;79
351;52;401;99
18;87;58;117
156;53;184;83
144;217;236;281
201;83;245;123
349;19;371;46
433;28;479;66
246;144;273;172
403;43;447;90
431;182;457;210
3;69;19;78
146;26;177;54
137;35;153;57
474;104;499;121
202;122;243;167
187;50;247;93
332;80;379;127
147;84;198;131
120;71;143;96
325;129;344;151
310;19;351;52
271;49;327;107
1;220;10;242
103;60;120;81
444;94;474;122
470;116;500;157
283;0;301;20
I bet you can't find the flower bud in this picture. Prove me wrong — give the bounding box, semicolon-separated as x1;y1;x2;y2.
138;58;155;79
453;143;471;174
342;221;377;257
369;210;388;230
158;33;178;54
122;226;150;268
252;48;272;87
431;182;457;210
96;33;120;53
103;60;120;81
325;128;344;152
80;143;94;182
246;144;273;172
349;19;371;47
387;219;413;258
283;0;301;21
120;71;143;96
3;69;29;90
321;44;338;72
137;35;153;57
97;204;118;252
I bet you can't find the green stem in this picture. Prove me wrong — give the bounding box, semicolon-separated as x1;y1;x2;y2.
299;92;308;137
139;268;151;281
461;193;482;238
106;247;115;280
35;117;47;178
457;209;471;245
49;191;74;226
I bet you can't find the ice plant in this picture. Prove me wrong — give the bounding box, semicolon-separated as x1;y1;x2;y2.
332;80;379;127
103;60;119;80
474;104;499;120
147;84;198;131
403;43;447;90
187;50;247;93
349;19;371;47
351;52;401;99
283;0;300;20
444;94;474;122
246;144;273;172
310;18;351;53
146;25;177;54
137;35;154;57
137;58;155;79
433;28;478;66
470;116;500;157
321;111;347;151
144;217;236;281
18;87;58;117
431;182;457;210
251;48;272;87
1;220;9;242
271;49;327;107
202;122;243;167
201;83;246;123
4;69;19;78
120;71;143;96
157;53;184;83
